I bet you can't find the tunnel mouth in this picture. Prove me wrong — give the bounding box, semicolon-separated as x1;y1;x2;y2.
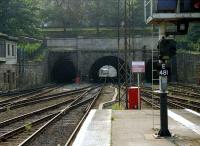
51;59;76;83
89;56;128;83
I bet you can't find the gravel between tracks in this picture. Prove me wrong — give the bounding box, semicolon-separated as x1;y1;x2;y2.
93;85;115;109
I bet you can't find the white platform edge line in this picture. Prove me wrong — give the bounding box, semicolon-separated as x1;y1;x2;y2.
72;109;96;146
185;109;200;117
168;110;200;135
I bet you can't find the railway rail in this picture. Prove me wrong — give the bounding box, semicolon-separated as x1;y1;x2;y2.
141;88;200;111
0;85;92;113
0;83;57;97
0;85;61;107
0;85;102;146
169;83;200;95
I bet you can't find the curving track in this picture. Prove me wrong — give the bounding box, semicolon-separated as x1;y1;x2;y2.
0;85;103;146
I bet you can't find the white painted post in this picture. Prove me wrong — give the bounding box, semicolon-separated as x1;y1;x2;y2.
159;23;166;40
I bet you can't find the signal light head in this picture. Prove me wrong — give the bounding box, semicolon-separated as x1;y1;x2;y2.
194;0;200;11
194;1;200;8
158;38;176;60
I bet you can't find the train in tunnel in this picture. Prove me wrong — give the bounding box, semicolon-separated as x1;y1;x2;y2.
98;65;117;78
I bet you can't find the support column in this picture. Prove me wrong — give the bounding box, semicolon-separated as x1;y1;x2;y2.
159;24;166;40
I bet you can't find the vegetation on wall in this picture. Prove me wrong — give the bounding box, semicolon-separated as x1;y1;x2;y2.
18;42;42;54
18;42;46;62
176;24;200;53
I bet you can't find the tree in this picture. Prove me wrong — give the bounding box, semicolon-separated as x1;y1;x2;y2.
0;0;43;36
41;0;147;35
41;0;86;31
187;24;200;42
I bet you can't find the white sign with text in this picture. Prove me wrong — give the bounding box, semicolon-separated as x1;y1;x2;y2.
132;61;145;73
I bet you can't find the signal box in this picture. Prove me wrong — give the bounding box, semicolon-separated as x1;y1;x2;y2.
144;0;200;24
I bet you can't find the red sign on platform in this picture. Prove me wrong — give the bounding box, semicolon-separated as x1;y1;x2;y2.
132;61;145;73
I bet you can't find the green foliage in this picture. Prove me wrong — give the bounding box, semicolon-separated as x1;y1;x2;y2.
188;41;200;51
176;24;200;53
0;0;42;36
0;0;146;36
34;54;45;62
19;42;42;54
43;27;152;38
111;116;115;121
187;24;200;42
25;122;32;131
41;0;146;31
112;103;124;110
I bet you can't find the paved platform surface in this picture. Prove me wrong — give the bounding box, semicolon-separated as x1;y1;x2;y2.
72;109;111;146
72;109;200;146
112;110;200;146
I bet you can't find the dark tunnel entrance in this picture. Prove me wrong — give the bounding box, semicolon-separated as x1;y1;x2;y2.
51;59;76;83
89;56;128;83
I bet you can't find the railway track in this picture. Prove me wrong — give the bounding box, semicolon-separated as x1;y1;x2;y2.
141;88;200;111
169;83;200;95
0;85;102;146
0;84;62;106
0;83;57;97
0;86;94;124
168;88;200;99
0;85;92;113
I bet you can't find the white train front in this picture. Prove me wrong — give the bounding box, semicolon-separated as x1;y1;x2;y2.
98;65;117;78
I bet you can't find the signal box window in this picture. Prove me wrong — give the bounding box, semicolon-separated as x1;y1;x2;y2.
7;44;10;56
12;72;15;83
3;73;7;83
12;45;15;56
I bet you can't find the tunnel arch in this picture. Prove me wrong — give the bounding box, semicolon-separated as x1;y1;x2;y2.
51;58;76;83
89;56;128;82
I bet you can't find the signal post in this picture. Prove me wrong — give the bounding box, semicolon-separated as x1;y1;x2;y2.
157;24;171;137
145;0;200;137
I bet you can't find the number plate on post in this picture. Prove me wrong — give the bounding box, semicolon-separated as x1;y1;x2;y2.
159;63;169;76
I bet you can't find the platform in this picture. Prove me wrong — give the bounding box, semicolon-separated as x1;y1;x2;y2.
72;109;200;146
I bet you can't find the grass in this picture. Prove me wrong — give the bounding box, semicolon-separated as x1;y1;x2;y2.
33;54;45;62
111;103;124;110
111;116;115;121
19;42;42;54
25;122;32;131
42;27;153;38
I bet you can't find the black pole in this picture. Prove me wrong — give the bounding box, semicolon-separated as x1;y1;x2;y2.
124;0;128;109
158;60;171;137
117;0;121;106
158;92;171;137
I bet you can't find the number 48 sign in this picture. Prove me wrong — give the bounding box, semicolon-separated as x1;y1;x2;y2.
159;64;169;76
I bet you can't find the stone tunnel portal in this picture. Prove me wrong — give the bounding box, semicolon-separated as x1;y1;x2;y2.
51;58;76;83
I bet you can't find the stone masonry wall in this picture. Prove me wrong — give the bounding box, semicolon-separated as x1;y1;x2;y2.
0;63;17;91
18;60;49;89
176;53;200;84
